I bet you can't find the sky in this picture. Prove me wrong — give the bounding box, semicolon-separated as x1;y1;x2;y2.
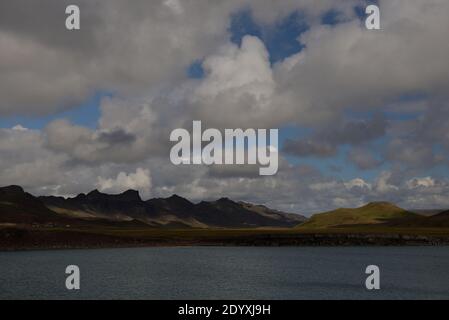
1;0;449;215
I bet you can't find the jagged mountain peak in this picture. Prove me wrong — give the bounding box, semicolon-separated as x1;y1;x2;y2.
215;197;238;205
166;194;194;206
117;189;142;201
0;185;25;194
168;194;189;201
86;189;104;198
84;189;142;202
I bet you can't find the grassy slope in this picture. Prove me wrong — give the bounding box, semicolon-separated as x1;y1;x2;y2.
298;202;418;229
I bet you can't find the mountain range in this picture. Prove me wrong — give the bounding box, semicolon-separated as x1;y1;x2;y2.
3;185;449;249
0;185;305;229
2;185;449;231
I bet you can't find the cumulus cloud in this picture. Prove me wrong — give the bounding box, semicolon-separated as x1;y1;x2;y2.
274;0;449;123
374;171;399;194
0;127;62;187
3;0;449;126
189;35;280;128
0;127;99;197
406;177;436;189
96;168;152;198
0;0;361;116
43;96;170;164
44;119;140;164
187;0;449;132
0;0;240;115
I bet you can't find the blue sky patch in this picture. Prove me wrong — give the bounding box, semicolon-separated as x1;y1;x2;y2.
229;9;308;65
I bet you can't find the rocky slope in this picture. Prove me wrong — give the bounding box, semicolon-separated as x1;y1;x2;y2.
0;185;305;228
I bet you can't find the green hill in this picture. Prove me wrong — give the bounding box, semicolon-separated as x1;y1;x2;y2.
298;202;418;229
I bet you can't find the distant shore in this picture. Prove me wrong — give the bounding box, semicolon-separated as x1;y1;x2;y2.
2;226;449;251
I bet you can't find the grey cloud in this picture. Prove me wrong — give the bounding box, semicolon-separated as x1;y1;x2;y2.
348;147;383;170
283;114;388;158
44;119;144;164
272;0;449;127
0;0;240;115
322;114;388;145
283;139;336;158
385;138;445;169
42;95;177;164
379;100;449;171
0;0;359;116
97;129;136;145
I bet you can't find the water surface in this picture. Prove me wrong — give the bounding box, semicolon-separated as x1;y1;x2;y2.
0;247;448;299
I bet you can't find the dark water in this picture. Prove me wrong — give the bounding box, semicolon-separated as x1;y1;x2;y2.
0;247;448;300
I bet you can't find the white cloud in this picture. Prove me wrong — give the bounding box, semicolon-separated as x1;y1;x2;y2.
0;0;241;115
12;125;28;131
345;178;372;190
96;168;152;198
190;35;280;127
374;171;400;194
0;0;360;116
272;0;449;125
406;177;436;189
43;97;166;164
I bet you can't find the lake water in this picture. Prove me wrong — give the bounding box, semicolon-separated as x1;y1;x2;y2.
0;247;448;300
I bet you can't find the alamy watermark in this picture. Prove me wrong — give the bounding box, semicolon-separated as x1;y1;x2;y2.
65;265;80;290
365;5;381;30
365;265;380;290
65;5;80;30
170;121;279;176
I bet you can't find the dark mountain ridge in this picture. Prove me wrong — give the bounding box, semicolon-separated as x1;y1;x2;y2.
0;186;305;229
0;185;71;225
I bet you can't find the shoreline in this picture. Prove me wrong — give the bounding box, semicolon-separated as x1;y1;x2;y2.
2;226;449;251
